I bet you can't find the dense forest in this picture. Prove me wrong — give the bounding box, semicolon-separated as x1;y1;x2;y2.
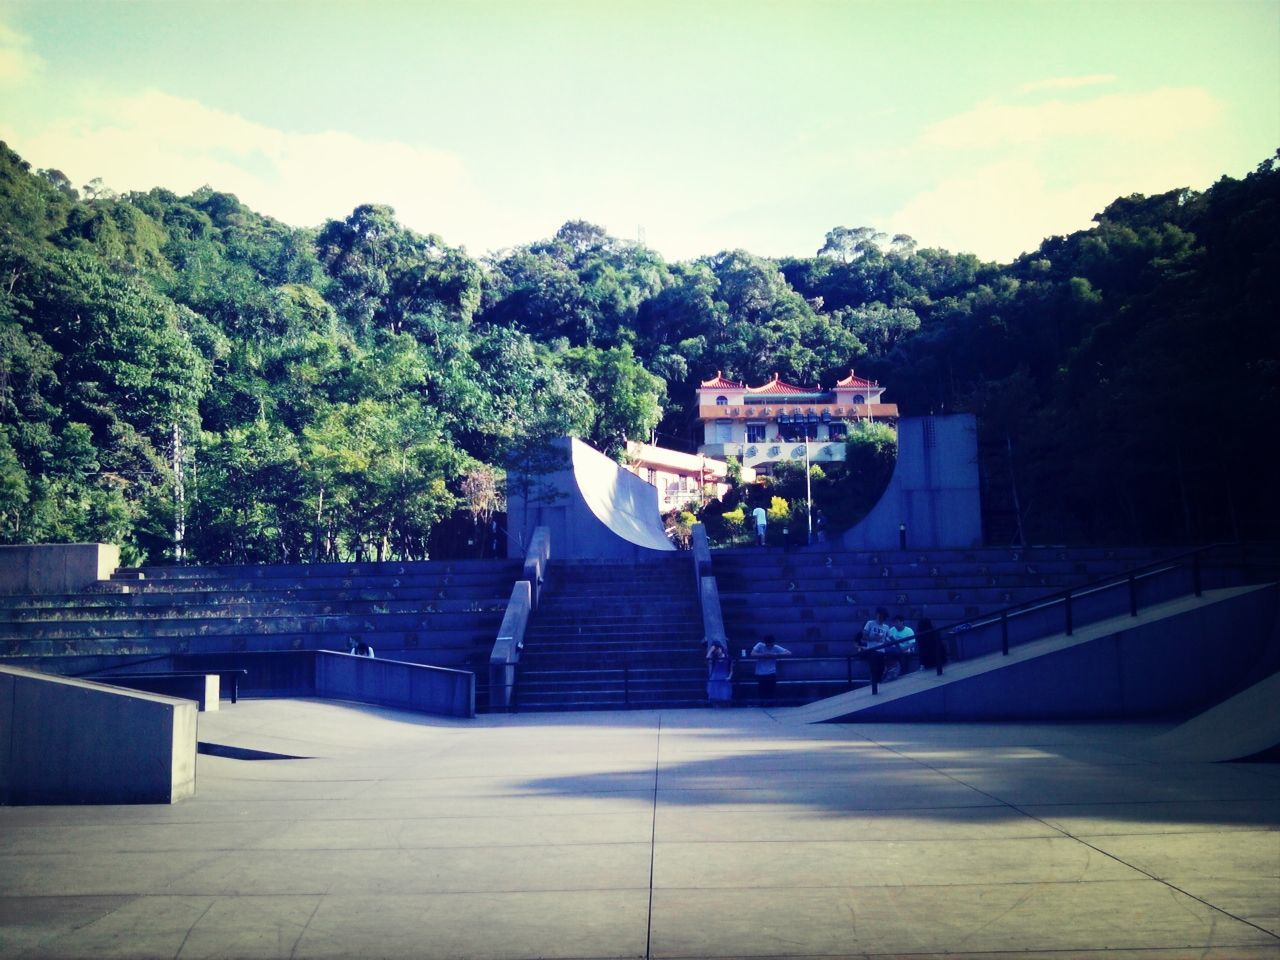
1;141;1277;563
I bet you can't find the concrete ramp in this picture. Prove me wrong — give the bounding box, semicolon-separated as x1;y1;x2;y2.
787;583;1277;724
1144;670;1280;762
508;437;675;560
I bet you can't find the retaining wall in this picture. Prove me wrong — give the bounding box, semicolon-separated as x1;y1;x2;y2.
0;665;196;804
0;544;119;596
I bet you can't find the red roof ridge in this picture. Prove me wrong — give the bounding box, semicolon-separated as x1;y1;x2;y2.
746;372;821;395
836;368;878;388
699;370;745;389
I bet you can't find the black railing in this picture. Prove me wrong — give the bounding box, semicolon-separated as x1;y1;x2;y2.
943;542;1259;666
735;542;1274;699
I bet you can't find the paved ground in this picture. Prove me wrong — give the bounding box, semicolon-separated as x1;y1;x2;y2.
2;700;1278;960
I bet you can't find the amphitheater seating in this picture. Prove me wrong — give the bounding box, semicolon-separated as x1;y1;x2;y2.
0;558;520;709
713;544;1165;704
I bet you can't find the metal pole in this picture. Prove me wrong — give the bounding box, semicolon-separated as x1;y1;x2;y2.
805;440;812;545
1065;592;1074;636
1001;611;1009;655
1128;573;1138;617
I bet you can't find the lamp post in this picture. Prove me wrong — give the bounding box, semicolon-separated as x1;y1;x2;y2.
805;436;813;545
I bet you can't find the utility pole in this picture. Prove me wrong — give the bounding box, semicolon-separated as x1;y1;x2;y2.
805;438;813;545
172;422;185;563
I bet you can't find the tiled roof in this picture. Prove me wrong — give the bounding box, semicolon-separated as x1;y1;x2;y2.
699;371;745;389
745;373;821;395
835;369;878;388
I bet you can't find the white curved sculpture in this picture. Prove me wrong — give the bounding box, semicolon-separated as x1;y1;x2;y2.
507;437;675;560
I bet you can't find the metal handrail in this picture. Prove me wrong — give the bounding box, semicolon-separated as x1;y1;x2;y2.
946;541;1280;668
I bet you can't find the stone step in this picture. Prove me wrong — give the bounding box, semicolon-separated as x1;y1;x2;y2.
0;588;515;611
0;608;507;641
0;597;510;622
716;576;1085;599
521;652;704;668
94;572;516;595
712;560;1140;582
526;615;699;631
117;559;521;580
709;546;1160;564
3;629;493;660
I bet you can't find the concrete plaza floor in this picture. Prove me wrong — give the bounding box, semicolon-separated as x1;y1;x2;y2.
1;700;1278;960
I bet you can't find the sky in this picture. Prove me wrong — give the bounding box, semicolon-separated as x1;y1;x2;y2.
0;0;1276;263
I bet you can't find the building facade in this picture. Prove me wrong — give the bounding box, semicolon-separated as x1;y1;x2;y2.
623;441;756;513
697;370;899;474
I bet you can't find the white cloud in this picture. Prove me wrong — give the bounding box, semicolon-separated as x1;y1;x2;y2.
919;86;1223;150
3;87;509;248
886;159;1114;261
881;85;1238;261
1019;74;1118;94
0;20;43;84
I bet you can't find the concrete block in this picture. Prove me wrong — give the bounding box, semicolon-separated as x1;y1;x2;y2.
0;544;120;595
0;666;196;804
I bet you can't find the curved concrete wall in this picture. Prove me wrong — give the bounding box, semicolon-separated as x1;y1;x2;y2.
842;415;983;551
508;437;675;560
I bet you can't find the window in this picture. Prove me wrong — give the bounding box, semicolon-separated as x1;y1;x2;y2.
852;394;865;405
715;420;733;443
829;421;848;441
715;396;728;406
646;468;657;485
746;422;766;443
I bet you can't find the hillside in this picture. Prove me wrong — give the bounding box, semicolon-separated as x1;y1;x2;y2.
1;143;1276;562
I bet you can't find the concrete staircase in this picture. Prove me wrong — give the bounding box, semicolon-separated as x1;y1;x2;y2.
712;544;1164;704
0;558;520;708
515;555;705;711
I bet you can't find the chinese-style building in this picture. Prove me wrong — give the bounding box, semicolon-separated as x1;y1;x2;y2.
623;441;757;513
696;370;899;474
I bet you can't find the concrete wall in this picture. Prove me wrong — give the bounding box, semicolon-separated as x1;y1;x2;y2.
839;584;1278;722
0;665;196;804
314;652;475;718
0;544;120;596
841;415;983;551
508;437;676;561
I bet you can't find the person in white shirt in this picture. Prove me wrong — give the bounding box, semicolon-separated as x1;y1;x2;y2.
886;614;916;677
856;607;891;685
751;505;768;546
750;635;791;702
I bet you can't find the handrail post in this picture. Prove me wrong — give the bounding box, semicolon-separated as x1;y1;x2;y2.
1064;591;1074;636
1192;551;1202;597
1000;611;1009;656
1128;573;1138;617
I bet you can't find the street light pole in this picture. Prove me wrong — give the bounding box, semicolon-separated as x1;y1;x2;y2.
805;436;812;545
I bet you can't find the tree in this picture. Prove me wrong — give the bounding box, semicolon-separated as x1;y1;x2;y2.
818;226;886;263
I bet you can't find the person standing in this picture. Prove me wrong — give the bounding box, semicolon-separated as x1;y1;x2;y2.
856;607;891;685
750;635;791;702
752;504;768;546
917;616;946;671
706;640;734;706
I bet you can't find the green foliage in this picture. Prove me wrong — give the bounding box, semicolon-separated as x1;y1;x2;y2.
1;138;1277;557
